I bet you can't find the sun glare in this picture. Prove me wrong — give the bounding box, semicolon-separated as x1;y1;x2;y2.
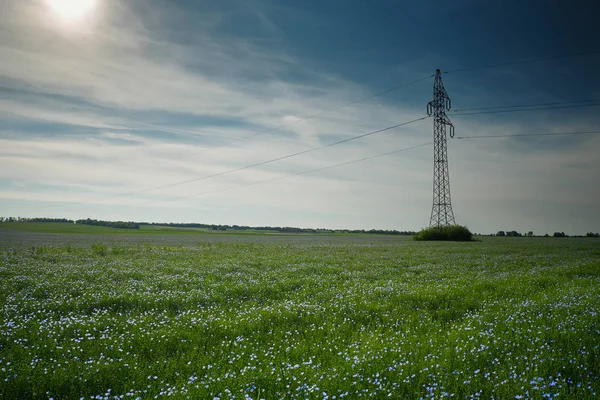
45;0;97;26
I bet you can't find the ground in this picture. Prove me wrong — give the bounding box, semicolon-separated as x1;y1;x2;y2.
0;226;598;399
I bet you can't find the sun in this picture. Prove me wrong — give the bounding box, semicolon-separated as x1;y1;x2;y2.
45;0;97;26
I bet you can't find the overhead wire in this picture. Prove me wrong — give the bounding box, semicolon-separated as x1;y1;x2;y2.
93;129;600;210
9;128;598;213
83;116;431;202
10;75;433;208
452;99;600;113
7;48;600;213
120;74;434;162
8;116;430;210
102;142;434;209
82;49;598;197
87;97;600;204
452;102;600;116
455;131;600;140
444;49;600;74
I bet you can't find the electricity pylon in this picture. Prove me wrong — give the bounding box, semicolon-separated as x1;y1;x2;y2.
427;69;456;227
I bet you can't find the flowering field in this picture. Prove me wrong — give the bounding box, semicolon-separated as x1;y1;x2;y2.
1;233;599;399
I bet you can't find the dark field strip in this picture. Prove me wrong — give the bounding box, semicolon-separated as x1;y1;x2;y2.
0;232;599;399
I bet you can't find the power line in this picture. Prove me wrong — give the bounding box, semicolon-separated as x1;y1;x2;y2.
151;74;433;153
9;49;600;211
12;74;433;192
9;76;433;209
141;75;433;161
283;75;433;125
445;49;600;74
62;126;600;209
91;116;430;202
102;142;434;209
98;50;599;196
14;117;428;210
452;99;600;113
452;102;600;116
11;100;598;210
34;130;599;211
455;131;600;140
6;129;598;213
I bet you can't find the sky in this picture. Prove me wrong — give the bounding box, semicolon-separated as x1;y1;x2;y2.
1;0;599;235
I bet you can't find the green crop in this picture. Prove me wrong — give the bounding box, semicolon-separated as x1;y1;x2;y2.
0;235;598;399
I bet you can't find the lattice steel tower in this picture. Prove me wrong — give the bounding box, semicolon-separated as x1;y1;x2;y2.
427;69;456;227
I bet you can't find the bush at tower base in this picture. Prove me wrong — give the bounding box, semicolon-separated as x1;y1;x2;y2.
413;224;473;241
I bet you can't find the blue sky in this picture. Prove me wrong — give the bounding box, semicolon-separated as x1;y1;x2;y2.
1;0;599;234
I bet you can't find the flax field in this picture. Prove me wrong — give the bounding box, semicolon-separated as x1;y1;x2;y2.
1;231;599;399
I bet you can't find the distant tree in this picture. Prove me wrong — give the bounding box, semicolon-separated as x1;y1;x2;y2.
76;219;139;229
553;232;566;237
506;231;522;237
586;232;600;238
527;231;534;237
27;217;73;223
544;233;550;237
496;231;506;237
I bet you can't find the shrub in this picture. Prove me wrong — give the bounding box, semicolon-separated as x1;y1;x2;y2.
414;225;473;241
91;243;108;256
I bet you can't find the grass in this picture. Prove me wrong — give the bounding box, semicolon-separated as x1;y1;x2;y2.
0;233;599;399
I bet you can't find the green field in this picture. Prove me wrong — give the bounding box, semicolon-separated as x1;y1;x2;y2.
0;222;289;235
0;230;599;399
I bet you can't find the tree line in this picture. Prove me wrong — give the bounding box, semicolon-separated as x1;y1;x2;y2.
1;217;73;223
495;230;599;238
1;217;596;237
149;222;414;235
76;219;140;230
0;217;415;235
0;217;139;229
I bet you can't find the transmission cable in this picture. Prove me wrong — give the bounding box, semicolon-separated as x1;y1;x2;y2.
452;102;600;116
444;49;600;74
452;99;600;113
101;130;600;208
455;131;600;140
6;73;433;204
149;74;432;162
18;116;429;210
11;49;600;209
12;76;433;208
91;116;430;201
140;74;433;155
98;142;433;210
